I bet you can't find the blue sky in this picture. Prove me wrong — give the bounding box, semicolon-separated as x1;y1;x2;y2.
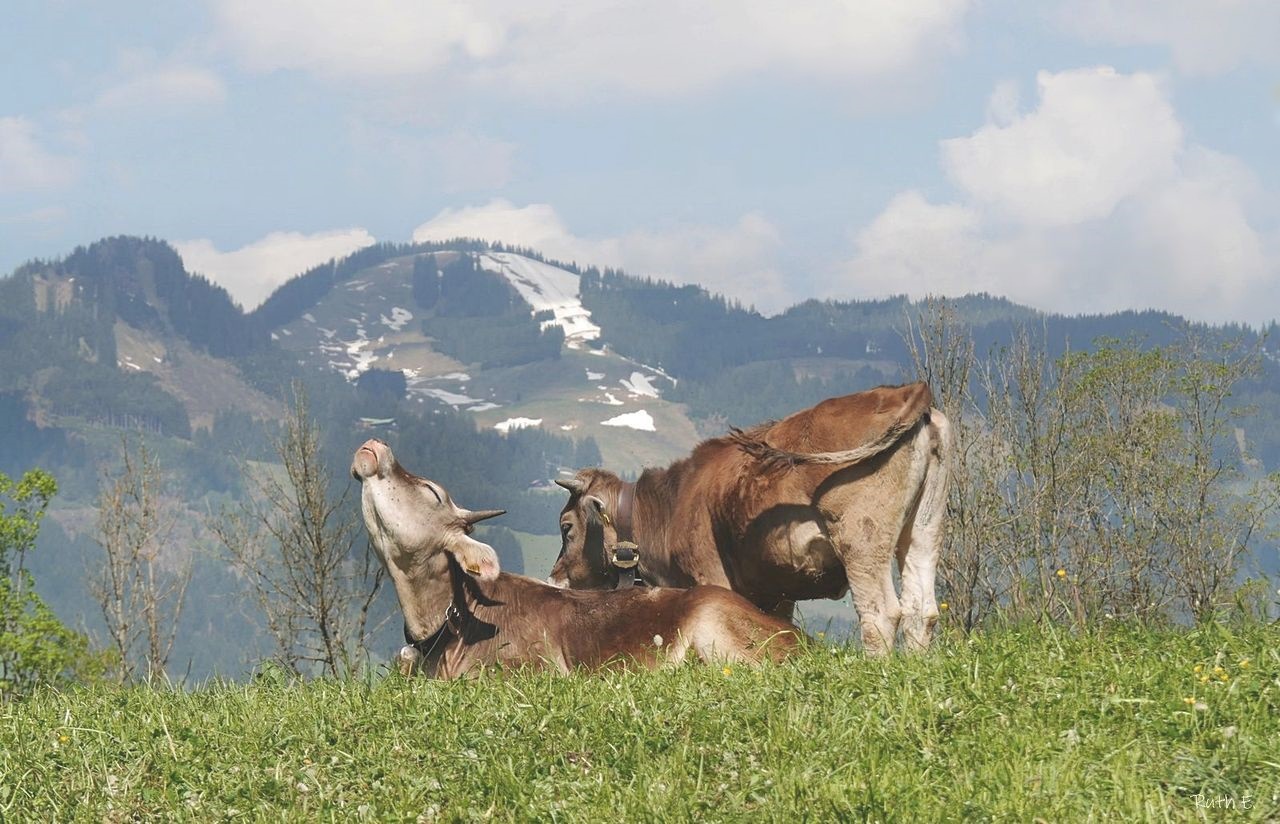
2;1;1277;324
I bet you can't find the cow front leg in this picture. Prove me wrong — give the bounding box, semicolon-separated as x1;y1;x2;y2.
844;553;900;658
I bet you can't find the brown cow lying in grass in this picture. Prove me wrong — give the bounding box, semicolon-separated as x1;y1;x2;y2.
351;439;800;678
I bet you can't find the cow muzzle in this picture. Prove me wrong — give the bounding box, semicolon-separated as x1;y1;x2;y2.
351;443;381;480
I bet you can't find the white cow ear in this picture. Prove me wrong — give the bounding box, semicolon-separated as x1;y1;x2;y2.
450;534;501;581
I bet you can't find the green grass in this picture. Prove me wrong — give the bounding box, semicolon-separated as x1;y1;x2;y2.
2;623;1277;821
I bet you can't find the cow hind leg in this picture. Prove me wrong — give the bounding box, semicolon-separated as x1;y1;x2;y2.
898;410;951;652
684;588;800;665
823;451;922;656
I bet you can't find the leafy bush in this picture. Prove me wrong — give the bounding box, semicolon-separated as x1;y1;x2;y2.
0;469;105;699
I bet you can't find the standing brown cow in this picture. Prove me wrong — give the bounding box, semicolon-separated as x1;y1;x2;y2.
549;382;951;656
352;439;799;677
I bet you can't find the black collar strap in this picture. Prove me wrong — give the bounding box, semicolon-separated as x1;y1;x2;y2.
410;602;463;657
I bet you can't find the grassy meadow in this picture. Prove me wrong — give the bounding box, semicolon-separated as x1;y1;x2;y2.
1;622;1276;821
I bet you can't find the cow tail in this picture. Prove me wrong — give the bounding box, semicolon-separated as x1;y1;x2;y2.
730;416;917;472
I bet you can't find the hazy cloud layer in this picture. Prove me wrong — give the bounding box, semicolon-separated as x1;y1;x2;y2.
92;66;227;113
347;126;516;194
843;67;1278;325
0;117;78;192
414;200;793;313
176;228;376;310
215;0;971;98
1058;0;1280;75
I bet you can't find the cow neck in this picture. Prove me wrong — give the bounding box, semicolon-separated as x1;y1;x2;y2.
406;556;488;658
391;552;461;643
614;480;637;544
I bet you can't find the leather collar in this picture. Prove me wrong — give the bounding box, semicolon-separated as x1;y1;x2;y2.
616;481;636;543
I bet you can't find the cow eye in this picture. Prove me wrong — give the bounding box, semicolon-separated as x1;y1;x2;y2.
560;522;572;538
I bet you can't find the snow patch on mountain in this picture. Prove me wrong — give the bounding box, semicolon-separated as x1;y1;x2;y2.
494;417;542;434
478;252;601;346
380;306;413;332
602;410;656;432
419;387;483;406
621;371;660;398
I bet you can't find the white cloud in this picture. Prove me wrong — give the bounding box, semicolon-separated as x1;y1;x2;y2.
613;215;790;313
0;117;78;192
414;200;583;258
942;68;1181;227
413;200;793;313
93;66;227;112
215;0;971;98
176;228;377;310
842;67;1279;326
1058;0;1280;75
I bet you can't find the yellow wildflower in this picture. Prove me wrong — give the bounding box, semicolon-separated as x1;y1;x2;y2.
59;735;69;744
722;666;733;676
1193;664;1203;674
1199;675;1210;684
939;602;949;611
1182;696;1195;705
1056;568;1067;579
1239;659;1250;669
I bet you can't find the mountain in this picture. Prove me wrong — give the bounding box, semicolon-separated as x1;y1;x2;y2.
8;233;1280;507
264;246;702;472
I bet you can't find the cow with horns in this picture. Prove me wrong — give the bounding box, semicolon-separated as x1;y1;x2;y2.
549;382;952;656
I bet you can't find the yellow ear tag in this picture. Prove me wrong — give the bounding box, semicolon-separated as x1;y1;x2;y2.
466;564;481;575
600;511;613;527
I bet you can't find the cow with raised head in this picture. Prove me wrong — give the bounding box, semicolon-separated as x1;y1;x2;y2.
351;439;800;678
549;382;952;656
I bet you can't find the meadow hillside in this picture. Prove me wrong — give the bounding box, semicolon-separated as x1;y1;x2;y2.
2;623;1277;821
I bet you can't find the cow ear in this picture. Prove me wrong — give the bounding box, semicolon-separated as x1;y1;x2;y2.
582;494;611;528
449;534;500;581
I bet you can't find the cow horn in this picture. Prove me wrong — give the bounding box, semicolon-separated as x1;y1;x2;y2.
462;508;506;525
555;479;585;494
